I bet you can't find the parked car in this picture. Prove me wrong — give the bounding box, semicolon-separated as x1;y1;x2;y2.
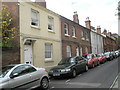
115;50;120;57
49;56;88;78
111;51;117;59
0;64;49;90
96;53;107;64
82;53;99;68
104;52;113;61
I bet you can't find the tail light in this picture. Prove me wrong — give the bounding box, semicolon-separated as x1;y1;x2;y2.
44;70;48;72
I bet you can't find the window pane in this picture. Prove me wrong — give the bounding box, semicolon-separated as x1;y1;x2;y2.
66;46;71;57
48;16;54;30
45;43;52;59
64;23;68;35
31;10;39;26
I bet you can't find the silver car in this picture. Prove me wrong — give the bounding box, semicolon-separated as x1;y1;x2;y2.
0;64;49;90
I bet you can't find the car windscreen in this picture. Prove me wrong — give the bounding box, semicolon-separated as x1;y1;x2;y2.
104;52;110;56
82;55;92;59
0;65;14;78
58;57;75;65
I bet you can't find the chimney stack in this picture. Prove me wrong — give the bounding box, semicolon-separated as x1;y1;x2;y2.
107;32;111;37
102;29;107;36
96;26;101;34
35;0;46;8
73;11;79;24
85;17;91;30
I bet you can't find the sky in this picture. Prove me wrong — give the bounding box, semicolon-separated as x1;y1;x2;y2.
32;0;119;34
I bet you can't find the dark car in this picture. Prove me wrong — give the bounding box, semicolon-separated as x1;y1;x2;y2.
49;56;88;78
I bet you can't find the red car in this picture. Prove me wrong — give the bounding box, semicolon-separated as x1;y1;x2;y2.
96;53;107;64
82;53;99;68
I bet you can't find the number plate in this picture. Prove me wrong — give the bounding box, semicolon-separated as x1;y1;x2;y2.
53;73;60;76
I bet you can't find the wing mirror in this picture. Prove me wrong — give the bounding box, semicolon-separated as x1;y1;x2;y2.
10;73;19;78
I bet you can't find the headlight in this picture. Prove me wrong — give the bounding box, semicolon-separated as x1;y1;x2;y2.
65;69;71;72
60;69;66;72
49;70;53;73
60;69;71;72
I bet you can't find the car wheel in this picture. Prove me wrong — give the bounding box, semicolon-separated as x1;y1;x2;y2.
40;77;49;90
72;69;76;78
92;63;95;68
97;61;100;66
85;65;88;72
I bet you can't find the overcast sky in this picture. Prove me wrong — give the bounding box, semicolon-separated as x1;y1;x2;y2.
32;0;118;34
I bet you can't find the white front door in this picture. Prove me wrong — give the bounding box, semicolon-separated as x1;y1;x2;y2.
24;44;33;64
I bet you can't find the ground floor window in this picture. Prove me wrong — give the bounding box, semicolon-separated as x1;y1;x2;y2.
80;47;83;56
66;46;71;57
45;43;52;60
76;47;79;56
85;47;88;54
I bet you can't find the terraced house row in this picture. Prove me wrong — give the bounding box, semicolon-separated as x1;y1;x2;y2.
2;0;119;70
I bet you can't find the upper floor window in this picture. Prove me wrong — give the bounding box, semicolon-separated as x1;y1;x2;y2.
81;30;84;37
48;16;54;31
31;9;39;27
64;23;69;36
45;43;52;60
86;32;89;41
72;26;76;37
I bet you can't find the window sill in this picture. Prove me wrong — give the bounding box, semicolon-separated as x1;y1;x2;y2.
72;36;77;39
31;25;41;30
48;30;55;33
65;34;70;37
86;39;89;41
81;37;85;40
45;59;54;63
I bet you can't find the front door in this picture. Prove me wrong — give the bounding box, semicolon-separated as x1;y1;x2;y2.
24;44;33;64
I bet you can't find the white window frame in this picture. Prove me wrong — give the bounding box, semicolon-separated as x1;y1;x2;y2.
85;47;88;54
72;26;76;37
64;23;69;36
48;16;54;31
86;32;89;41
76;47;79;56
81;30;84;37
80;47;83;56
66;46;71;57
45;43;52;60
31;9;39;27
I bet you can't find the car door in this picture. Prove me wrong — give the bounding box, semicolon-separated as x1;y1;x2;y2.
75;57;84;73
8;65;32;89
26;65;41;88
78;57;86;71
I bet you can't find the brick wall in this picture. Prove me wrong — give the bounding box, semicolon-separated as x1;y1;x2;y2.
2;2;20;66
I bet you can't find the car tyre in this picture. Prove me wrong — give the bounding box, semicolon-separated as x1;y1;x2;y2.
92;63;95;68
72;69;76;78
97;61;100;66
40;77;49;90
85;65;88;72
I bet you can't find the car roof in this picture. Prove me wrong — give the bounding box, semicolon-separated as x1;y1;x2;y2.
4;64;32;67
82;53;92;56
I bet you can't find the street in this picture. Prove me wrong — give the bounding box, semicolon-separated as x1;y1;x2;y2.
48;57;119;89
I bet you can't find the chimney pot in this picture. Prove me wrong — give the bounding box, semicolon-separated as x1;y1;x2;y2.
73;11;79;24
35;0;46;8
96;25;101;34
85;17;91;30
